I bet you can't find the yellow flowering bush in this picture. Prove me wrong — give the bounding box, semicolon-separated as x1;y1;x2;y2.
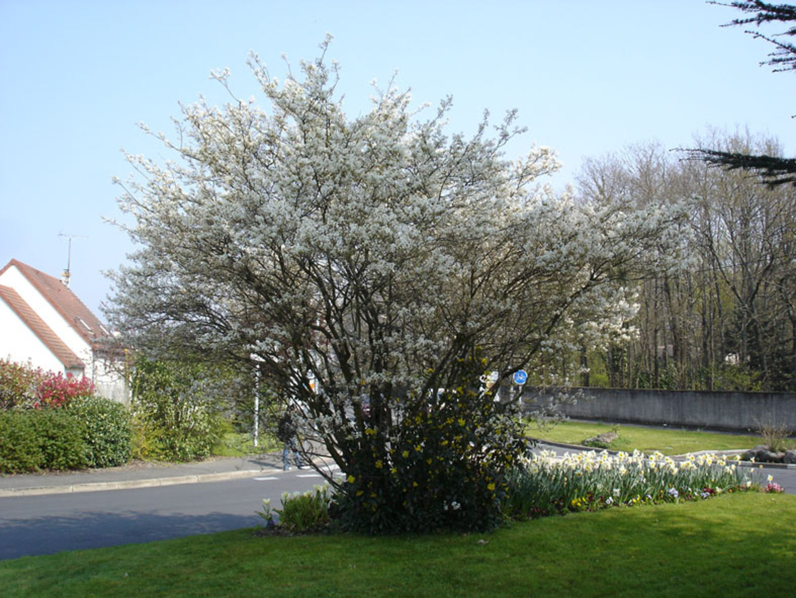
330;361;528;534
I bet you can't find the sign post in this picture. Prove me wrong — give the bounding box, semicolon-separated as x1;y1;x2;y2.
512;370;528;386
250;354;266;447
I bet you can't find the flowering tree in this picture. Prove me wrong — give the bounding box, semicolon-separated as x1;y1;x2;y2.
108;40;687;531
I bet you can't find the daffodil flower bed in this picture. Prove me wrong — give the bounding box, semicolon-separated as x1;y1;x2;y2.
260;451;775;535
505;449;765;520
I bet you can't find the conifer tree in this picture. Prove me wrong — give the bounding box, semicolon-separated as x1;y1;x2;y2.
691;2;796;186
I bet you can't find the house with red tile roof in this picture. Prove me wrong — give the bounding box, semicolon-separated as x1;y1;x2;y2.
0;259;129;403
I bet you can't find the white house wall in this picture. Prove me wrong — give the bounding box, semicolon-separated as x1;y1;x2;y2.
87;353;131;404
0;266;93;364
0;262;130;403
0;299;70;374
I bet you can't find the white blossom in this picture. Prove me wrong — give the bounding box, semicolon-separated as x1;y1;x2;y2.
107;42;688;474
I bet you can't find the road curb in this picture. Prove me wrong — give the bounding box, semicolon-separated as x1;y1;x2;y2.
736;461;796;470
0;469;268;498
530;439;623;455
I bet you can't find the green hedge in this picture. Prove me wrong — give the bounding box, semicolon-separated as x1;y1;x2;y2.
68;396;133;468
0;397;132;473
32;409;88;470
0;411;42;473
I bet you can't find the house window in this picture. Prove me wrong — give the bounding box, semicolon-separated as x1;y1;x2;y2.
77;317;92;333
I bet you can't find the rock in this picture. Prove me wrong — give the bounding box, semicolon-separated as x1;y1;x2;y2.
741;446;784;463
784;450;796;464
764;450;785;463
740;446;766;461
582;432;618;448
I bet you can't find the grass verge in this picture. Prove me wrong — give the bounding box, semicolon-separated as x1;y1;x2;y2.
211;431;280;458
527;420;765;454
1;493;794;597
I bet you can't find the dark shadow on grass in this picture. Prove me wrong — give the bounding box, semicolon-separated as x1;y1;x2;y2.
0;510;259;561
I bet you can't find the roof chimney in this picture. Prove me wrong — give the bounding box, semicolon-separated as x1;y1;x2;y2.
61;268;71;288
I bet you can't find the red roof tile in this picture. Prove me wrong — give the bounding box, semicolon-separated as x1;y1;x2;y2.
0;285;85;370
0;259;113;349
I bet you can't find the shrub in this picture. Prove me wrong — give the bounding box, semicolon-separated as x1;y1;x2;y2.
131;358;225;462
0;408;89;472
0;411;42;472
36;372;95;409
268;485;333;532
31;409;88;470
0;359;42;410
1;361;130;472
130;420;154;461
756;421;792;452
68;396;133;468
0;359;95;410
330;374;527;534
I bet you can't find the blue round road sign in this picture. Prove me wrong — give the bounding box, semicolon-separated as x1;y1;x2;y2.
512;370;528;385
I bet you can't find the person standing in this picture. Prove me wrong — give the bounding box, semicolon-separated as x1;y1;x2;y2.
277;406;303;471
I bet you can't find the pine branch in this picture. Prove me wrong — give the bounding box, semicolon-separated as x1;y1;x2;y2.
693;3;796;183
685;148;796;186
710;1;796;71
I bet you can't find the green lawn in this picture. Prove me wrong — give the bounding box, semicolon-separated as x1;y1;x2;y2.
211;431;280;457
1;492;794;597
526;420;770;454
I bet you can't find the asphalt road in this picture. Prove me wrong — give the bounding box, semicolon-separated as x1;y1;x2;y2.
0;468;333;561
740;464;796;493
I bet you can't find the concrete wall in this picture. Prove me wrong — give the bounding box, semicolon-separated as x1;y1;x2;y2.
521;387;796;433
94;377;130;405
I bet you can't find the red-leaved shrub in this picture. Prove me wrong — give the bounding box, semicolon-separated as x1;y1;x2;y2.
0;359;95;410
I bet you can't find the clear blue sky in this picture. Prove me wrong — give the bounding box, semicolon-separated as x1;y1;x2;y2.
1;0;793;319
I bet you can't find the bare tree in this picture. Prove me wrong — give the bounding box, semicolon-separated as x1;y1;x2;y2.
576;131;796;391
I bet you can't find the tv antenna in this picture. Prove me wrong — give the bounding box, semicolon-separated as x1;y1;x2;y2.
58;232;87;288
